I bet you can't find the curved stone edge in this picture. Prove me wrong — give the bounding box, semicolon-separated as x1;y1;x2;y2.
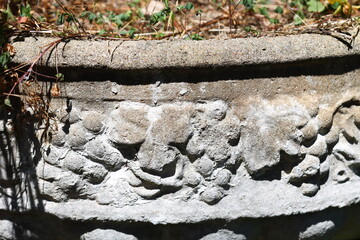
9;34;360;70
8;179;357;225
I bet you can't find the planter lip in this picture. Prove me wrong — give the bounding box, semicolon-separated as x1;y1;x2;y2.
10;33;360;70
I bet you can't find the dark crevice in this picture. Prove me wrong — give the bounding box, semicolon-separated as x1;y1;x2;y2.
114;144;141;160
228;134;240;147
22;55;360;85
252;151;303;181
141;159;177;178
302;135;317;148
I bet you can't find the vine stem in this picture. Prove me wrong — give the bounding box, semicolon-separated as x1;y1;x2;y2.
7;39;62;97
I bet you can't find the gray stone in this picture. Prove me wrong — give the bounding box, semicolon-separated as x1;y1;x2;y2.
80;229;138;240
63;151;87;173
289;155;320;182
42;146;68;166
85;137;125;170
38;179;68;202
299;220;335;240
0;220;14;240
214;169;232;186
200;186;224;204
305;135;327;157
10;35;360;71
331;164;350;184
195;155;214;177
149;104;194;144
300;183;319;197
36;161;63;181
56;171;82;190
82;111;104;133
241;98;310;176
300;119;319;142
108;103;150;145
184;167;202;186
7;34;360;239
83;162;108;184
67;123;91;149
200;230;246;240
50;127;67;147
137;141;179;174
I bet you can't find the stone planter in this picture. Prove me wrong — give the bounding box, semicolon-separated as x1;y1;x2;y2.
2;34;360;239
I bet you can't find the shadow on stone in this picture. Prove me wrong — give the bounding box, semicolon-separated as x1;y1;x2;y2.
0;96;44;239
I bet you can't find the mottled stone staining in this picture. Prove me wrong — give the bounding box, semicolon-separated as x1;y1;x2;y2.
240;99;311;177
107;103;150;146
180;101;240;204
43;97;360;205
110;100;241;203
149;103;194;145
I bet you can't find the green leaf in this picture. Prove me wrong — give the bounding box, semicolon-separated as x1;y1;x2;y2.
184;3;194;10
274;6;284;14
259;7;269;18
244;26;252;32
330;2;340;10
56;13;66;25
5;4;15;21
98;29;107;35
0;52;10;70
66;14;75;23
4;98;12;108
55;73;65;81
307;0;325;12
294;14;303;25
190;34;203;40
150;7;170;24
163;0;169;8
242;0;255;9
270;18;279;24
20;4;32;17
80;11;91;18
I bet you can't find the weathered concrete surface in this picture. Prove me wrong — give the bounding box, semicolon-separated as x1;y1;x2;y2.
10;34;360;70
2;34;360;239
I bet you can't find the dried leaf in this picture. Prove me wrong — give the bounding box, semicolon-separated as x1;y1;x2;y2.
3;43;16;56
50;83;60;97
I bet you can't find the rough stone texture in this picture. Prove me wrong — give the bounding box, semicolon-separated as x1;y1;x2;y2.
9;34;360;70
2;34;360;239
80;229;138;240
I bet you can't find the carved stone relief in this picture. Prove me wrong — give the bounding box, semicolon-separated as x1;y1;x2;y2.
37;95;360;206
